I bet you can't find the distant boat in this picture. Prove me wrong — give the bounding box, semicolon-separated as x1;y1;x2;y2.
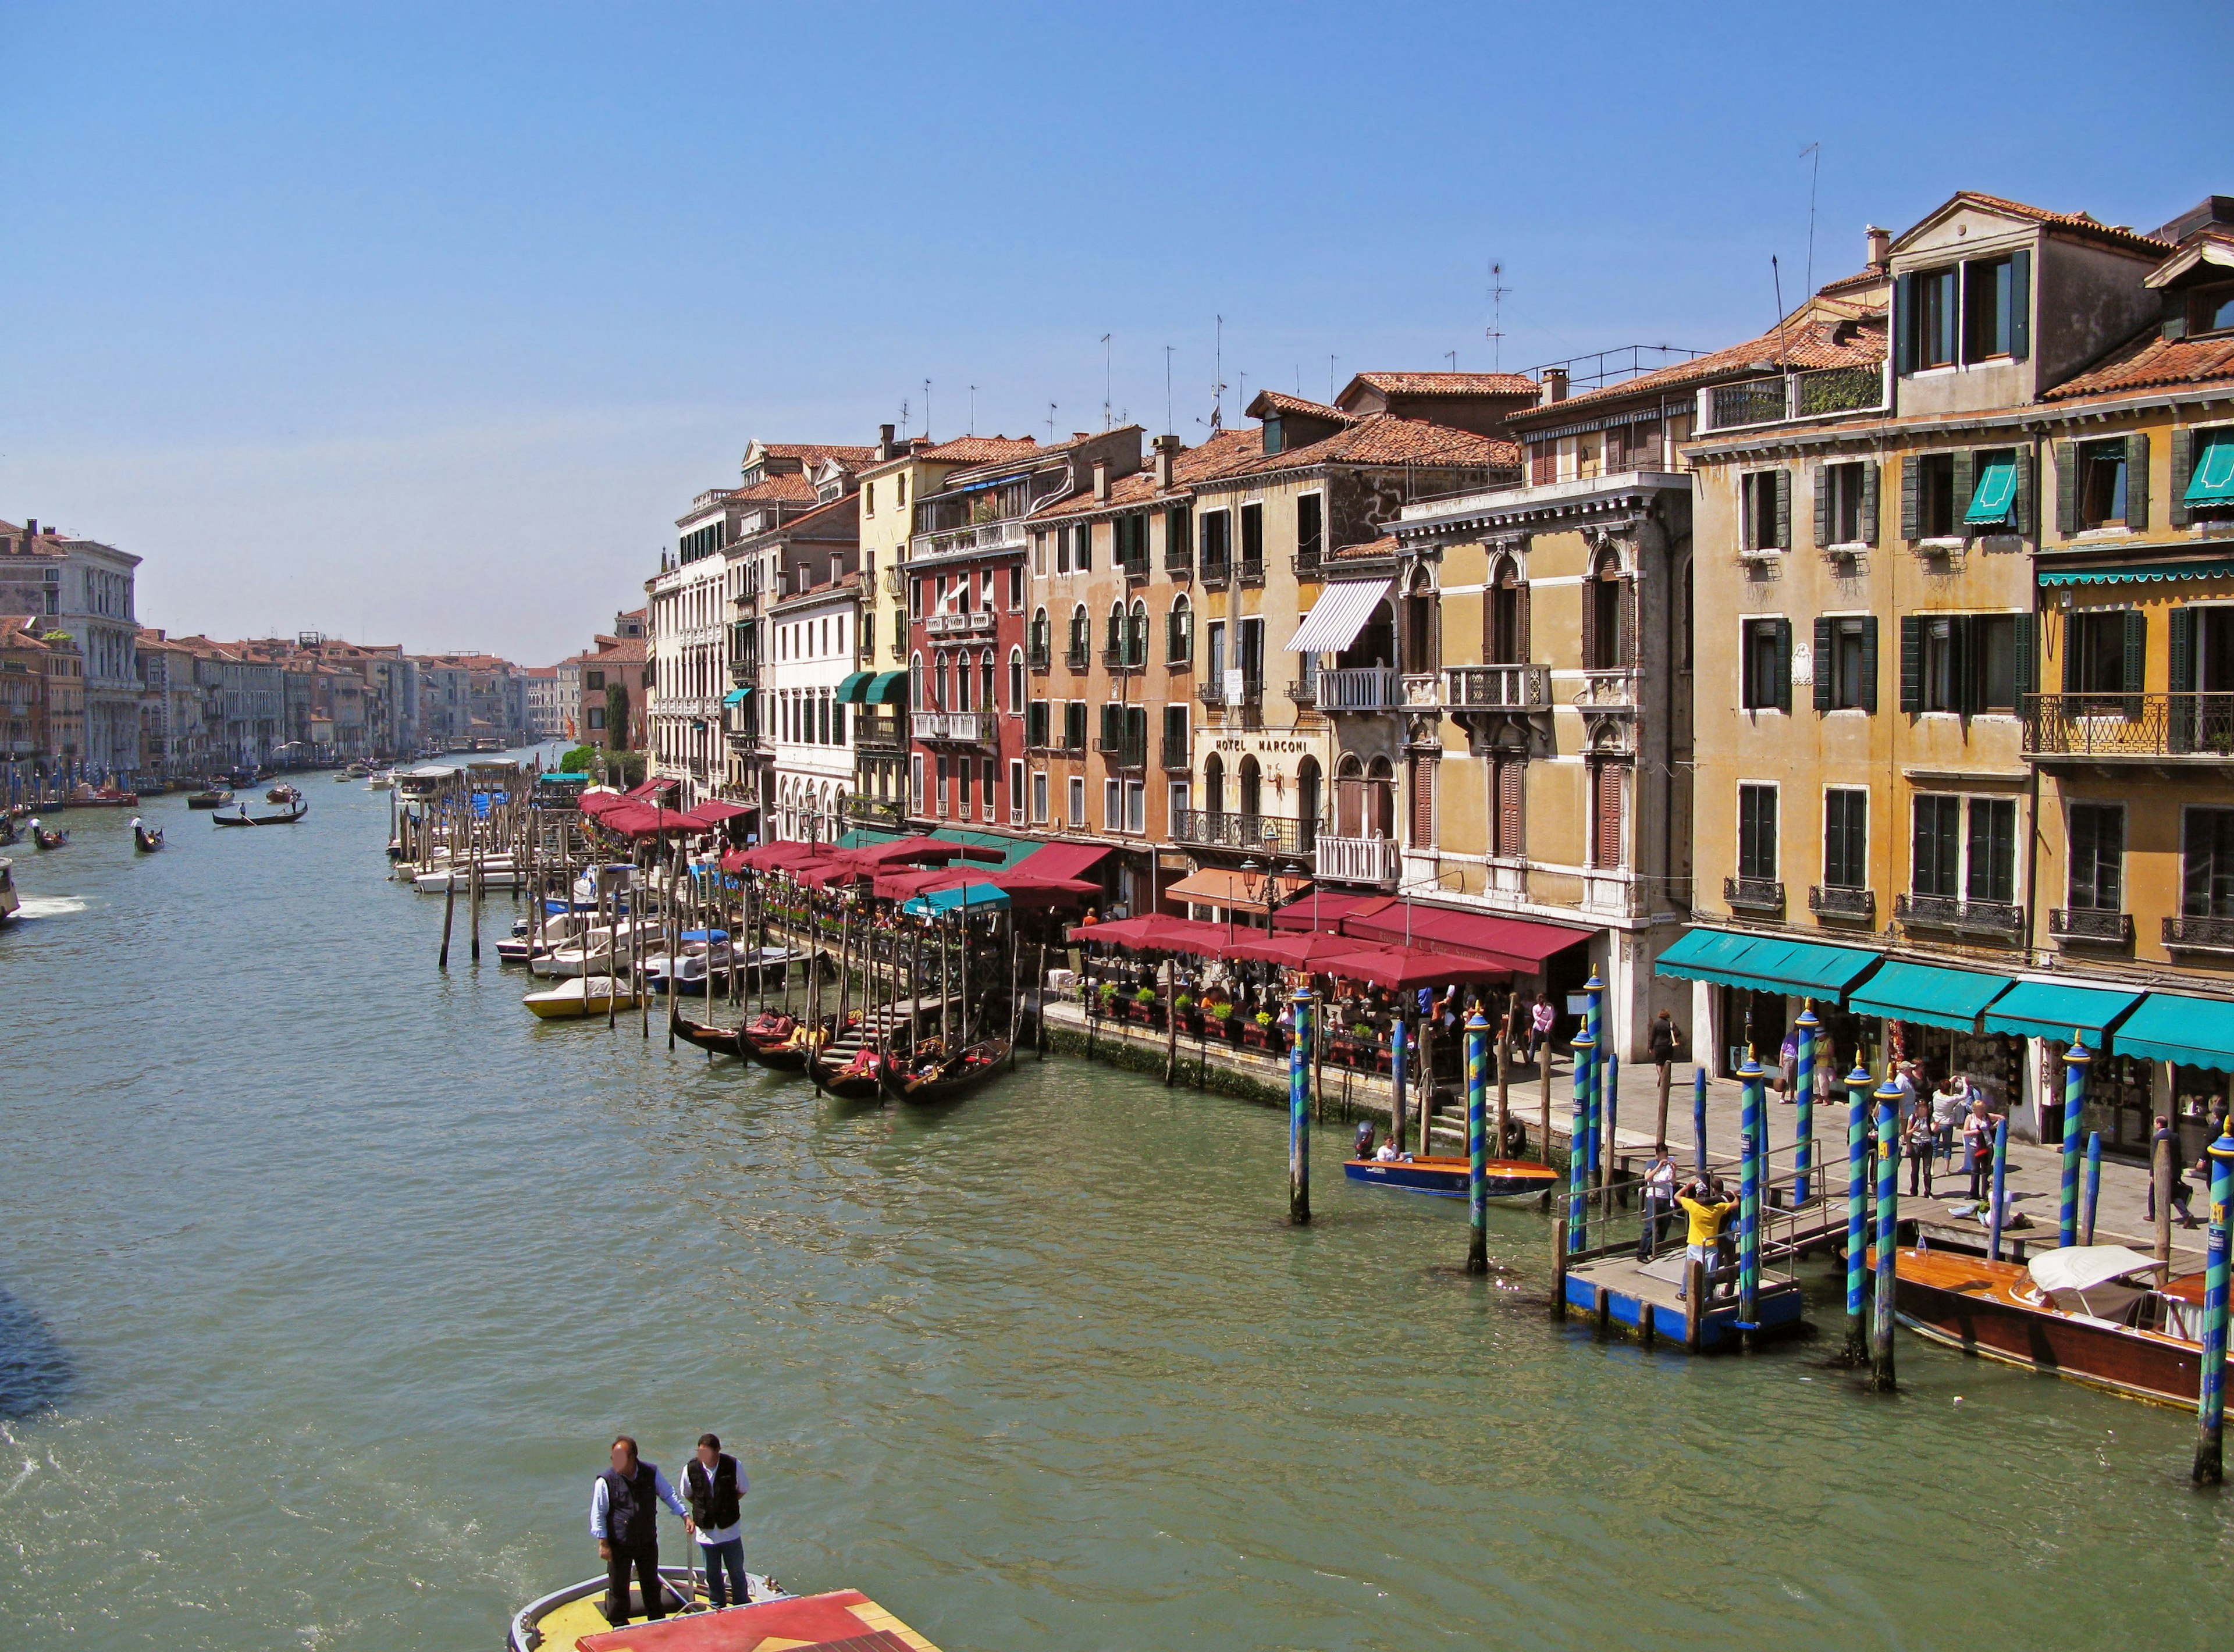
77;785;139;807
1342;1155;1563;1202
496;910;588;964
187;789;234;810
641;929;732;995
266;783;302;805
522;975;642;1019
131;817;165;852
878;1034;1012;1103
214;801;308;827
364;770;393;791
28;818;67;850
0;857;16;925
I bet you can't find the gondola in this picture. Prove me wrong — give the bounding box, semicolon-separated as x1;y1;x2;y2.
131;817;165;852
186;788;234;810
0;816;16;847
29;819;67;850
742;1024;820;1072
877;1034;1012;1103
213;801;308;827
674;1017;745;1058
1342;1153;1563;1201
807;1037;889;1101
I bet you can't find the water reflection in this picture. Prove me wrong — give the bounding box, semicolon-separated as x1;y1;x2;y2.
0;1281;74;1418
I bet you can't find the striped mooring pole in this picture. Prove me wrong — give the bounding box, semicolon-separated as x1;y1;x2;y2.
1568;1030;1596;1254
1873;1075;1904;1391
1794;1001;1818;1207
2084;1131;2104;1246
1987;1116;2010;1262
2194;1127;2234;1484
2059;1038;2091;1251
1390;1017;1407;1157
1693;1065;1708;1180
1289;986;1312;1226
1844;1065;1872;1365
1737;1049;1765;1331
1584;973;1605;1195
1466;1010;1490;1275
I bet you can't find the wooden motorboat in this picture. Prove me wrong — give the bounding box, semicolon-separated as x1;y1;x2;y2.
28;818;67;850
187;788;234;810
506;1565;787;1651
1893;1242;2224;1410
0;857;16;926
266;783;302;804
510;1573;949;1652
131;817;165;852
523;975;643;1019
879;1034;1012;1103
1342;1153;1563;1202
641;930;732;995
531;917;657;977
75;785;138;807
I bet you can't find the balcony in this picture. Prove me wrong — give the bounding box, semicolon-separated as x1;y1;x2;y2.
910;518;1027;562
1063;643;1091;671
1095;733;1147;769
1027;642;1050;671
728;657;759;685
853;713;903;750
1119;554;1150;582
2051;907;2132;946
1895;892;2025;941
1808;884;1876;922
924;611;997;638
1703;365;1885;432
2023;693;2234;763
1724;876;1785;913
1173;809;1315;856
725;728;760;753
885;566;907;598
2164;914;2234;955
1199;556;1230;589
1164;543;1194;577
1318;667;1402;712
1238;554;1265;586
1576;669;1638;711
1447;664;1552;713
1101;646;1147;674
1293;546;1322;581
1286;678;1316;708
910;709;1001;745
1160;735;1190;771
1316;833;1402;886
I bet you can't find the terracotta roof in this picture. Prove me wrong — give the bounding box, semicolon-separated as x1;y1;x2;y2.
919;435;1041;464
1030;429;1267;520
1251;390;1353;422
1942;191;2172;257
749;490;857;539
1329;535;1399;561
1210;413;1520;477
759;443;877;466
1346;371;1538;398
2043;328;2234;401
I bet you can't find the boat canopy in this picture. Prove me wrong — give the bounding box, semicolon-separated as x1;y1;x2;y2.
2028;1245;2164;1294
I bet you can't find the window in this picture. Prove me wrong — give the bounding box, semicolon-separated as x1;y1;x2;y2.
1033;531;1047;575
1030;607;1050;663
1967;799;2016;903
1008;566;1024;610
1200;509;1230;575
1126;779;1146;834
1741;617;1791;711
1408;755;1436;848
1908;453;1958;539
1590;763;1624;868
1813;615;1877;713
1818;462;1872;549
1963;447;2020;530
1486;557;1529;664
1963;257;2016;360
2067;803;2124;912
1068;775;1086;828
1162;703;1187;767
585;670;605;691
1168;596;1193;665
982;757;997;823
1912;794;2014;902
1055;530;1069;574
1063;700;1087;751
1027;699;1050;748
980;651;996;708
1238;616;1264;694
862;610;874;656
1297;493;1324;565
910;753;924;811
1741;470;1790;552
2075;439;2131;529
2183;809;2234;918
1585;565;1627;668
1823;789;1868;889
2064;609;2141;706
936;754;951;817
1068;604;1088;663
1104;778;1122;831
586;706;605;731
1904;265;1959;371
1239;502;1264;574
957;756;972;814
1127;599;1148;666
1031;770;1049;824
910;651;924;708
1490;756;1525;858
1904;614;2024;714
949;653;966;710
1207;620;1227;683
1737;783;1777;882
911;578;924;617
1114;515;1148;575
1911;794;1963;898
2190;284;2234;338
1072;524;1091;573
1008;647;1025;710
1168;779;1190;824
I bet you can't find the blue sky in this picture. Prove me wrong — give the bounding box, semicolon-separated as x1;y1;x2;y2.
2;2;2226;663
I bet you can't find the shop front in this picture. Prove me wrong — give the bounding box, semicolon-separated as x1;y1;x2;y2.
2105;990;2234;1166
1849;959;2021;1123
1655;929;1884;1077
1979;980;2146;1149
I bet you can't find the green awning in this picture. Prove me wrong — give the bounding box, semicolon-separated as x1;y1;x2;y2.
721;686;753;706
931;828;1038;869
1654;928;1881;1002
902;882;1011;917
2113;991;2234;1071
1982;980;2145;1048
1964;457;2018;525
865;670;908;705
2039;556;2234;586
1849;959;2015;1033
837;827;905;850
835;671;873;704
2185;435;2234;504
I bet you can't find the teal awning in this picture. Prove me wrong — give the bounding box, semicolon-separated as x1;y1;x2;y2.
2110;991;2234;1072
721;687;753;706
1964;457;2019;525
2185;435;2234;504
1850;959;2015;1033
1654;928;1881;1002
865;670;908;705
837;827;905;850
835;671;873;704
1982;980;2145;1048
931;828;1038;868
2039;556;2234;586
902;882;1011;917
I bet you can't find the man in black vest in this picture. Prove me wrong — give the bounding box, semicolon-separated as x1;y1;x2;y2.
681;1433;752;1609
590;1434;688;1625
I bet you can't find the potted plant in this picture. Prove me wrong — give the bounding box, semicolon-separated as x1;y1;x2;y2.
1096;981;1120;1018
1132;985;1160;1024
1208;1001;1236;1042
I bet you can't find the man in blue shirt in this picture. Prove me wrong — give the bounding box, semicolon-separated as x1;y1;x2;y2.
681;1433;752;1609
590;1435;689;1625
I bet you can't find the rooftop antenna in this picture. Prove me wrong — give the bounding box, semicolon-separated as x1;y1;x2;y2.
968;384;979;436
1770;254;1787;364
1445;349;1458;371
923;379;932;441
1047;402;1057;443
1101;334;1112;430
1327;355;1337;402
1164;345;1175;434
1238;370;1248;411
1485;261;1511;372
898;398;910;439
1210;316;1226;430
1801;142;1821;300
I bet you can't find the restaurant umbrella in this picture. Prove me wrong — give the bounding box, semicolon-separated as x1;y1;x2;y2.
1319;944;1510;991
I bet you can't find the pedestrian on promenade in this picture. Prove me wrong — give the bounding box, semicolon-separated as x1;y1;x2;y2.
1961;1096;2002;1201
1525;991;1556;1063
2144;1117;2204;1230
1931;1070;1967;1172
1674;1179;1735;1301
1904;1099;1936;1198
1776;1027;1800;1102
1648;1010;1681;1067
592;1435;689;1626
681;1433;752;1610
1636;1146;1677;1262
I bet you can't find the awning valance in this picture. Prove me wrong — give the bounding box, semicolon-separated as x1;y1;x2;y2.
1653;928;1881;1002
1166;866;1311;913
2039;556;2234;586
2185;433;2234;504
721;687;752;706
835;671;873;703
2110;991;2234;1072
1982;980;2145;1048
865;670;909;704
1963;457;2018;525
1283;579;1390;654
1849;959;2015;1034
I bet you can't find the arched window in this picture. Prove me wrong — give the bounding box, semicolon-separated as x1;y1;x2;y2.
1204;752;1225;818
1366;755;1396;839
1031;607;1050;663
1069;603;1089;661
1167;595;1193;665
980;650;996;709
1487;554;1529;665
1106;600;1125;657
1401;565;1437;674
910;651;924;709
1127;599;1148;666
1239;754;1262;821
1008;646;1026;710
1297;756;1322;849
953;651;969;711
1334;754;1364;836
1586;549;1630;671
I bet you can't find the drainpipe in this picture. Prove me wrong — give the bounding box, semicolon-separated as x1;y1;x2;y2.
2023;426;2044;982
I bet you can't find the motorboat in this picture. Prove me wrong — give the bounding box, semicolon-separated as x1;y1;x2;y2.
1894;1242;2225;1409
522;974;643;1019
131;817;165;852
505;1568;813;1652
266;783;303;805
497;910;588;964
365;770;393;791
187;788;234;810
28;818;67;850
75;785;139;807
1342;1153;1563;1202
411;857;524;892
641;929;733;995
0;856;16;925
531;916;658;978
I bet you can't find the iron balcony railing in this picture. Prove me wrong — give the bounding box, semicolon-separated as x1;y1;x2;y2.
1316;834;1401;886
2051;907;2132;945
909;709;1001;745
1896;892;2025;940
2023;693;2234;760
1446;664;1552;712
1094;733;1147;768
1808;884;1875;921
1101;645;1147;672
1318;667;1402;711
2164;914;2234;953
1199;555;1230;588
729;656;759;685
725;729;760;752
1159;735;1190;771
1119;553;1150;581
1724;876;1784;912
1027;642;1050;671
1239;553;1265;584
1063;643;1090;671
1293;547;1322;579
1164;542;1194;576
1172;809;1315;856
1704;364;1885;431
853;714;903;750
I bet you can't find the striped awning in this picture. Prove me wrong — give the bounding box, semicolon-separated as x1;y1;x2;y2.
1283;580;1389;654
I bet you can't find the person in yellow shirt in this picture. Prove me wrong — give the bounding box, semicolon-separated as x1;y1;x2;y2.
1674;1181;1735;1301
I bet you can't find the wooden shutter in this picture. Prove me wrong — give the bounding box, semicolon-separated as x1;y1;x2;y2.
2061;614;2082;692
1895;273;1916;375
1901;455;1920;540
1899;614;1923;712
1813;465;1831;549
1951;450;1975;530
2170;606;2197;754
1813;616;1835;712
2171;428;2195;528
1861;617;1880;714
2122;608;2147;697
1593;764;1625;867
1100;702;1120;749
1949;616;1976;716
1773;469;1792;550
1579;569;1599;668
1861;461;1880;546
2013;613;2034;699
1496;759;1524;857
1517;577;1532;660
2009;249;2032;362
1410;757;1436;848
1773;617;1793;713
2055;441;2079;536
2125;432;2150;530
2012;448;2034;536
1621;576;1639;667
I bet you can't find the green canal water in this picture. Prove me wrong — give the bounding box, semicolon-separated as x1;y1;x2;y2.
3;772;2231;1651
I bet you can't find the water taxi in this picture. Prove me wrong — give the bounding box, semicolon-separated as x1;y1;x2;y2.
524;975;643;1019
506;1576;941;1652
1343;1153;1562;1201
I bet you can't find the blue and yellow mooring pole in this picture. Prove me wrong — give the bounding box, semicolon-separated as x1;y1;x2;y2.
2084;1131;2104;1246
1987;1116;2009;1262
2193;1127;2234;1484
1693;1064;1707;1179
2059;1037;2090;1251
1794;1002;1817;1207
1737;1049;1765;1331
1568;1030;1595;1254
1844;1064;1872;1365
1289;985;1312;1226
1390;1017;1407;1160
1584;973;1605;1197
1467;1010;1490;1275
1873;1074;1903;1390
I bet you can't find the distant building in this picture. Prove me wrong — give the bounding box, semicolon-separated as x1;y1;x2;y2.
525;665;565;740
1;519;143;775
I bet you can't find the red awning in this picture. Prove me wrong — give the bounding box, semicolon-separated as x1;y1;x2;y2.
1272;893;1394;934
622;778;681;802
684;800;752;826
735;841;824;870
1068;914;1252;957
600;803;706;837
1344;902;1592;967
1013;842;1116;881
1322;944;1510;990
841;835;968;870
1226;931;1379;970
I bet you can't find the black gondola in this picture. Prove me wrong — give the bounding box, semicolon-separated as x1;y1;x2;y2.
132;820;165;852
877;1035;1013;1103
675;1018;745;1058
30;823;68;850
214;801;308;827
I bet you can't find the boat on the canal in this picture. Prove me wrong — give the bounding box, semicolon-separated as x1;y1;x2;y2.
213;799;309;827
497;910;588;964
76;785;140;807
187;788;234;810
641;929;732;995
29;818;67;850
508;1578;943;1652
880;1034;1011;1103
1343;1154;1562;1202
266;783;302;805
522;975;642;1018
131;817;165;852
0;856;17;925
532;916;657;978
1893;1242;2225;1409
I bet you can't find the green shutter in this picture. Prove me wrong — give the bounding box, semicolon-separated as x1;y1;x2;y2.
2055;440;2078;537
2122;609;2147;718
2061;612;2081;693
1895;273;1916;375
2170;606;2197;754
1773;468;1791;550
2009;249;2032;362
1899;614;1922;711
2125;432;2150;530
1100;702;1119;746
1861;460;1880;547
1813;615;1834;712
2171;427;2196;528
2014;613;2035;699
1951;450;1975;534
1901;455;1920;540
1949;616;1975;716
2013;448;2034;536
1774;617;1792;713
1813;465;1831;549
1861;616;1880;714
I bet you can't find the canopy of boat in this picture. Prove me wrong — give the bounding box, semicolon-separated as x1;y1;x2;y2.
2028;1245;2165;1294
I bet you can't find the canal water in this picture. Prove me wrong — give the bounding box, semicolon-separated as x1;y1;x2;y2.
2;772;2229;1651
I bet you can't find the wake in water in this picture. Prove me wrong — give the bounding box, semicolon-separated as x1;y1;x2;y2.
12;898;88;920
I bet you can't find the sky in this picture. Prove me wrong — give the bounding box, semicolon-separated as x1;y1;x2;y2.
2;2;2228;664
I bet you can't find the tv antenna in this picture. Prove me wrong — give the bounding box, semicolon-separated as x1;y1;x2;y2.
1101;334;1112;429
1164;346;1175;434
1801;142;1821;301
1445;349;1458;371
922;379;931;442
1046;402;1057;443
968;385;979;436
1485;262;1511;371
1210;316;1226;430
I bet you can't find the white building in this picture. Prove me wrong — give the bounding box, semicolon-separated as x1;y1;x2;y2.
34;525;142;775
766;567;863;843
525;666;565;740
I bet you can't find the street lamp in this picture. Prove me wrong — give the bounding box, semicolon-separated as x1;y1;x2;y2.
1236;856;1261;941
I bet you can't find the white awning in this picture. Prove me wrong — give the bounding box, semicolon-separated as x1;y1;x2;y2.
1283;579;1390;654
2027;1244;2162;1294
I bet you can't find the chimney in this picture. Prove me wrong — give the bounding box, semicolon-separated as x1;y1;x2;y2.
1093;457;1111;501
1865;225;1891;270
1153;433;1180;490
878;422;896;461
24;519;36;540
1538;369;1568;407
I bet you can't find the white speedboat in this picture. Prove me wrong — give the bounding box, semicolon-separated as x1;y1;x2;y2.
411;858;524;893
497;910;588;964
523;975;642;1019
532;916;658;978
365;770;393;791
641;929;733;995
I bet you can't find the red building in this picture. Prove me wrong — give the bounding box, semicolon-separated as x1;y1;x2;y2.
906;430;1143;830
